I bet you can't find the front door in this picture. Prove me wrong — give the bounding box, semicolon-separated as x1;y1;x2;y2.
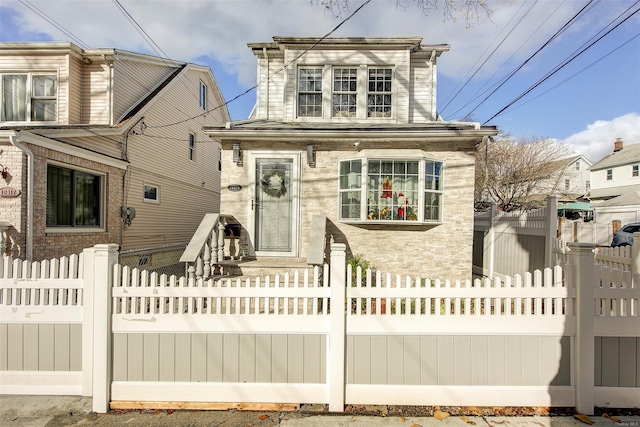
250;153;300;257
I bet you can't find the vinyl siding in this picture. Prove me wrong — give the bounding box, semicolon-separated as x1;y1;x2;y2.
68;55;82;123
81;62;110;124
409;56;435;122
112;60;180;123
0;53;70;124
56;134;123;159
121;67;224;251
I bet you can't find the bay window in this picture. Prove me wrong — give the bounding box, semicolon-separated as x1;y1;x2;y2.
46;164;103;229
339;157;443;223
1;73;57;122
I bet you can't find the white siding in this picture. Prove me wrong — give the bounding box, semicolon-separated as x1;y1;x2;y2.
68;55;82;123
409;57;435;122
81;62;110;124
112;60;179;123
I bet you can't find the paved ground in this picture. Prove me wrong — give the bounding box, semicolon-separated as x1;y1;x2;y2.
1;396;638;427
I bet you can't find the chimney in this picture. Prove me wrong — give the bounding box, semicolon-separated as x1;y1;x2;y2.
614;138;623;152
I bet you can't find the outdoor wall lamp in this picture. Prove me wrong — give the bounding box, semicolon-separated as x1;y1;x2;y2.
306;144;315;167
232;143;242;164
0;164;8;179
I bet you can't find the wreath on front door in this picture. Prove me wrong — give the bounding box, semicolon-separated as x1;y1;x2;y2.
260;168;287;198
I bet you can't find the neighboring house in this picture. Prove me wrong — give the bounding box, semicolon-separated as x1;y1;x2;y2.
588;139;640;202
593;190;640;232
0;42;229;260
203;37;497;280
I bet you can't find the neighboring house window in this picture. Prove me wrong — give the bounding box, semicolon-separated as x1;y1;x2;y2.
1;73;57;122
46;164;102;228
575;160;580;170
339;158;443;223
606;169;612;180
298;68;323;117
218;147;222;172
633;165;639;177
199;80;207;110
189;133;195;161
565;179;570;191
586;180;590;192
367;68;392;118
332;68;357;117
143;184;159;203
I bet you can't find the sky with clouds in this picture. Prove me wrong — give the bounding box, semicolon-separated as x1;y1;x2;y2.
1;0;638;163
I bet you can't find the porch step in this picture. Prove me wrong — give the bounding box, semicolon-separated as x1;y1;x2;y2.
214;257;322;280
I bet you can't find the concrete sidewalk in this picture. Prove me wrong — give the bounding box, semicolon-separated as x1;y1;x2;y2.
1;396;638;427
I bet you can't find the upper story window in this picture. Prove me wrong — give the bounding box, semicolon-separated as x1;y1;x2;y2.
1;73;57;122
606;169;613;181
575;160;580;170
46;163;103;229
367;68;392;118
332;68;357;118
339;156;443;223
565;179;570;191
189;133;195;161
297;66;394;120
199;80;207;110
298;68;323;118
633;165;638;177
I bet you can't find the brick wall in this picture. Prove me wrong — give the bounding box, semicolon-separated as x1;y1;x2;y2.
0;142;27;257
27;143;124;261
220;140;477;281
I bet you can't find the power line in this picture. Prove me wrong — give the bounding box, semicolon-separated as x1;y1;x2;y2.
462;0;599;120
147;0;373;130
483;4;640;124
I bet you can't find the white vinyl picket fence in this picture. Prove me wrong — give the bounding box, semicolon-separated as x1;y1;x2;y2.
1;241;639;414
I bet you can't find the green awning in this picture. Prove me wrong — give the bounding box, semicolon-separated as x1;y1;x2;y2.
558;202;591;211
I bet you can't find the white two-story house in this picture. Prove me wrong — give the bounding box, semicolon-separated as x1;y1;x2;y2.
203;37;497;280
0;42;229;261
588;139;640;202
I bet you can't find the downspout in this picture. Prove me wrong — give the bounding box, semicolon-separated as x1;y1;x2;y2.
9;133;34;260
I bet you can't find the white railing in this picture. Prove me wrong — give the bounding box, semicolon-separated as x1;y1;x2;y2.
179;213;225;280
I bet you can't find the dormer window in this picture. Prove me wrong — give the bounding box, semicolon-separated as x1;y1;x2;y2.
298;68;322;117
1;73;57;122
368;68;392;118
332;68;357;117
296;65;394;120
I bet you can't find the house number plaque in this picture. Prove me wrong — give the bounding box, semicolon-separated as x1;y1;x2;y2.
0;187;20;198
227;184;242;192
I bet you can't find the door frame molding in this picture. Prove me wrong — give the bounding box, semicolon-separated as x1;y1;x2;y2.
247;151;301;257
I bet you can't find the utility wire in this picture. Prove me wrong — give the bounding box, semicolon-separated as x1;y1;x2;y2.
483;5;640;124
462;0;598;120
147;0;373;129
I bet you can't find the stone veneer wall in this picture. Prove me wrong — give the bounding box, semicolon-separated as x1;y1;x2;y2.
220;140;477;281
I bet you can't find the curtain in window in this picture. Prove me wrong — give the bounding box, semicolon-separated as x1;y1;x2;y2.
75;171;100;226
47;166;72;226
2;75;27;121
32;75;57;121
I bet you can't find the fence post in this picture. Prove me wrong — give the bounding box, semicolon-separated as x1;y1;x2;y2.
83;243;119;413
328;242;346;412
545;196;558;268
568;242;595;415
632;232;640;286
487;201;496;278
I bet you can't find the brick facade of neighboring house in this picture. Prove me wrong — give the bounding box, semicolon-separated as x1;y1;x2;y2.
205;37;497;280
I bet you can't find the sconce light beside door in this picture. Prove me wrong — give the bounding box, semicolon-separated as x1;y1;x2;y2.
306;144;315;167
232;143;242;164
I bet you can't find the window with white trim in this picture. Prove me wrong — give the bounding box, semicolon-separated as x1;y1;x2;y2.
298;68;323;117
1;73;57;122
332;68;357;117
199;80;207;110
144;184;159;203
367;68;392;118
633;165;638;177
606;169;613;180
46;164;103;228
189;133;195;161
339;157;443;223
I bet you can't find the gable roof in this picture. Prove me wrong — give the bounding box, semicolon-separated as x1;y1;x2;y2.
594;190;640;207
590;142;640;171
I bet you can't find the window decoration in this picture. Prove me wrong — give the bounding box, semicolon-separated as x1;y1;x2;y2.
339;158;443;223
260;168;287;198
